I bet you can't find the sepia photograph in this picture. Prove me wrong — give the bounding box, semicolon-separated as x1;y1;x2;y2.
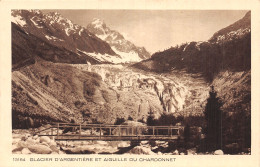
10;9;251;156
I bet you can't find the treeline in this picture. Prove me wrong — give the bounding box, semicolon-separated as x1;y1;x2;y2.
143;86;250;154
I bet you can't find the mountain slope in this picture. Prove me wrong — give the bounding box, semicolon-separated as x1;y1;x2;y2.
133;11;251;82
209;11;251;43
12;22;101;70
11;10;125;64
87;18;151;63
12;60;103;128
132;11;251;120
12;58;211;128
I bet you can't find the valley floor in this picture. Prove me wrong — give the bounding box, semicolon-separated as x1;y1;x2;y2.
12;127;250;155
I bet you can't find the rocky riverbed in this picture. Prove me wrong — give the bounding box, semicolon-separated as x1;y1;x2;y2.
12;127;232;155
12;128;184;155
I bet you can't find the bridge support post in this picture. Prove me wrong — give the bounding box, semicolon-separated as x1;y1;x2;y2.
99;125;101;139
79;124;81;139
57;123;59;140
153;127;155;136
51;127;53;139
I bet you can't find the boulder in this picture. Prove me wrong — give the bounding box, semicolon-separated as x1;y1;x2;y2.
12;134;22;139
12;147;23;153
25;134;31;138
12;144;18;150
50;145;59;153
128;146;156;155
49;141;57;146
21;148;32;154
117;141;130;147
200;134;205;139
59;150;66;154
21;136;27;141
41;142;50;147
57;141;67;146
32;135;38;140
12;138;21;145
151;146;158;150
40;136;51;144
172;149;179;155
35;138;40;143
214;150;224;155
28;144;52;154
140;141;149;145
187;148;197;155
26;137;36;145
17;141;28;148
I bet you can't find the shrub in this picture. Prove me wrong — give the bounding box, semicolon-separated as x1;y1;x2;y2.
156;113;176;126
127;116;133;121
114;117;125;125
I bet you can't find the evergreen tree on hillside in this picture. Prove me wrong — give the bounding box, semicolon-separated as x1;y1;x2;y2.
204;85;223;151
146;111;156;126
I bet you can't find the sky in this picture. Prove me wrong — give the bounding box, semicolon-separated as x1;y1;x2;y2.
43;10;248;53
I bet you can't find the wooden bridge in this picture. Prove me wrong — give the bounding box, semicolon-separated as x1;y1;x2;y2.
34;123;184;141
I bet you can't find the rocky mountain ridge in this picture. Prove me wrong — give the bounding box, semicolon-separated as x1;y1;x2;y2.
134;11;251;81
11;10;151;64
209;11;251;43
11;10;116;55
12;22;102;70
87;18;151;62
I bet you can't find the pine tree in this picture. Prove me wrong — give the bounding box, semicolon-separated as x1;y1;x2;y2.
204;85;223;151
146;111;156;126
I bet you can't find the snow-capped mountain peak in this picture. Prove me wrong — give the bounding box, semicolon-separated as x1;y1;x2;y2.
88;18;110;38
11;9;118;64
87;18;151;61
11;10;150;64
91;18;106;29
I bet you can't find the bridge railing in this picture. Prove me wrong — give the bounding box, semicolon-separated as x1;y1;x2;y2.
34;122;184;140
